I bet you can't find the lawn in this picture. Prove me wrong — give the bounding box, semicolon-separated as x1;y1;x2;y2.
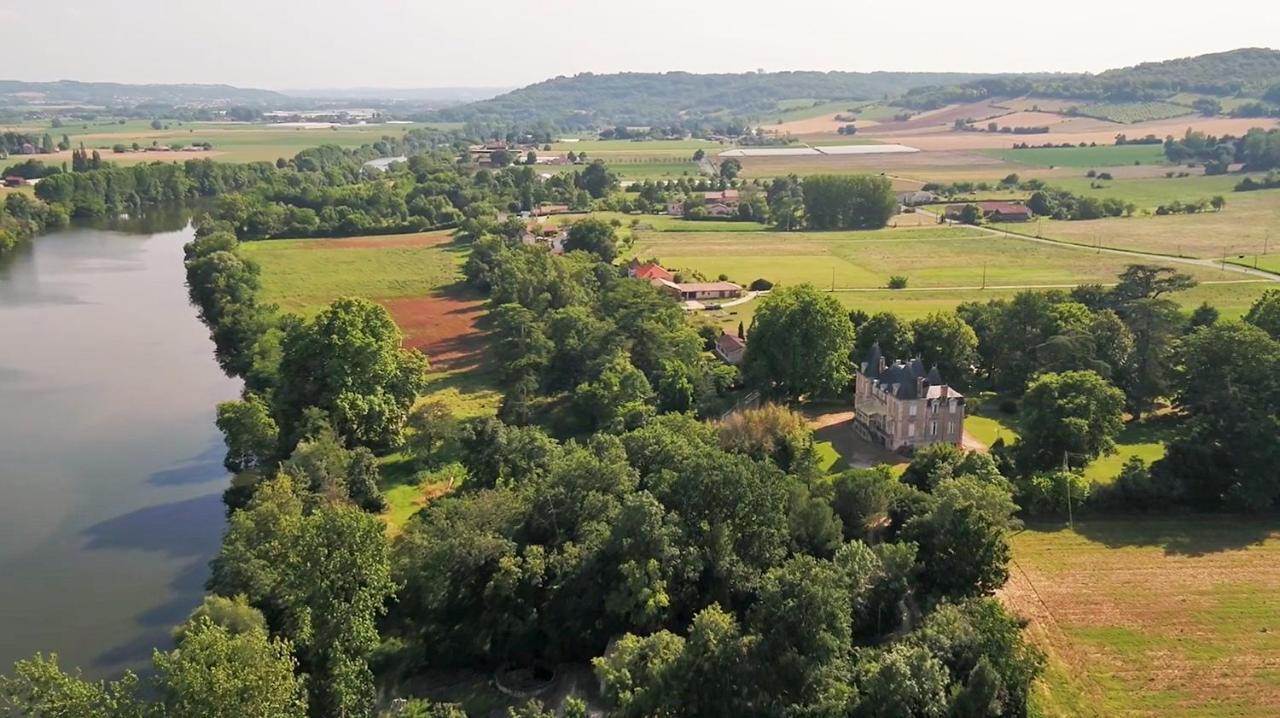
1034;184;1280;258
982;144;1168;168
1080;418;1174;484
1006;517;1280;717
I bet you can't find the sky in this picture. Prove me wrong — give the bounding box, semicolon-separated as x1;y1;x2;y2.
5;0;1279;90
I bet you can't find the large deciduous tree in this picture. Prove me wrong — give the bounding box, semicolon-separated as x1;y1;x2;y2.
910;312;978;387
744;284;855;399
276;296;429;450
1018;370;1125;471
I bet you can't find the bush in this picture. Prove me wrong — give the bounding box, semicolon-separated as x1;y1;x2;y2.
749;278;774;291
1087;456;1178;511
998;399;1018;415
887;275;908;290
1014;471;1090;517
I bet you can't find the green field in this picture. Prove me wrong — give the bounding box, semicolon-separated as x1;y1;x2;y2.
608;160;702;179
1230;254;1280;273
631;226;1229;292
1009;518;1280;717
1045;174;1251;208
4;119;450;164
982;144;1168;168
554;211;768;233
241;231;462;315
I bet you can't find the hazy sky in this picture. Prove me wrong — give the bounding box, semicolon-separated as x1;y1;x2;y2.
6;0;1278;89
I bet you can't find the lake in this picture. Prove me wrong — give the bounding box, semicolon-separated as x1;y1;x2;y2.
0;214;240;677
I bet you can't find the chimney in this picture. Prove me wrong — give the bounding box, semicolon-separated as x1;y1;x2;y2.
878;356;887;373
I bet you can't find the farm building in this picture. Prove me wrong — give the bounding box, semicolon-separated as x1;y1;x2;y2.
715;333;746;365
666;189;741;216
896;190;937;206
531;203;573;216
944;201;1032;222
853;343;964;452
651;278;743;302
627;260;675;282
520;228;567;255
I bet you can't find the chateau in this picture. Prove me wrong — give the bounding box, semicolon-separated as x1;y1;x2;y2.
853;343;965;452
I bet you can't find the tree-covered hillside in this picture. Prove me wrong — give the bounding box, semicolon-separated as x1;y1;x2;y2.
0;79;288;107
896;48;1280;109
437;70;1004;130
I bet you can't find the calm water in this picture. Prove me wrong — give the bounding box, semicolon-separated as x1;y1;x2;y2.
0;215;240;676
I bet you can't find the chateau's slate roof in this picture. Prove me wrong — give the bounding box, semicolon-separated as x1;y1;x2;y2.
859;342;961;400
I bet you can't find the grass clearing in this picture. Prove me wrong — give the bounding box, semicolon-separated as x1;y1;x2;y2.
1006;518;1280;717
1081;419;1174;485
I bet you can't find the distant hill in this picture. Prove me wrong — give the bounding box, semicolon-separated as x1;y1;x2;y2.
436;70;1010;130
283;87;511;105
443;49;1280;129
0;80;288;108
897;48;1280;109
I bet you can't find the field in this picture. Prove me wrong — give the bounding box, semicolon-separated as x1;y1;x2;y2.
981;144;1168;168
1033;184;1280;259
3;119;451;164
1074;101;1193;124
240;231;499;414
630;226;1231;292
1006;518;1280;717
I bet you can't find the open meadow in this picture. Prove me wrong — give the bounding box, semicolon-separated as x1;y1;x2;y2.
1005;519;1280;717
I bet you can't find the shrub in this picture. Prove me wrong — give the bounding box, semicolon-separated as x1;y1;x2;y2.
998;399;1018;415
749;278;774;291
887;275;908;290
1014;470;1090;517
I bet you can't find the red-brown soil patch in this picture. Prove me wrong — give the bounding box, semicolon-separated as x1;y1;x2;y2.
313;231;454;250
383;286;488;371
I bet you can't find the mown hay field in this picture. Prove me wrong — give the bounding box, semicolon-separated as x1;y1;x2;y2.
1005;519;1280;717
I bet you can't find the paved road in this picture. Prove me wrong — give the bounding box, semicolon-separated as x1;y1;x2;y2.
919;208;1280;283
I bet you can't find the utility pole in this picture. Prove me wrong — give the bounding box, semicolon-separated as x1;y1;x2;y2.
1062;451;1074;530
